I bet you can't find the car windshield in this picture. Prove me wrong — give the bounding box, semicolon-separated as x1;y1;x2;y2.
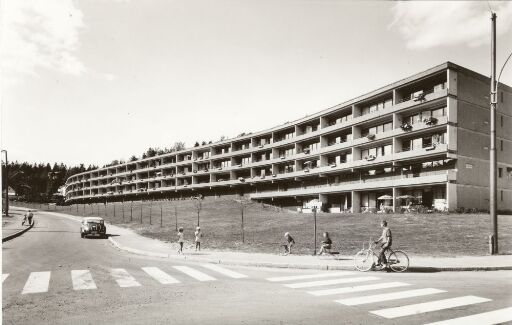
87;221;103;225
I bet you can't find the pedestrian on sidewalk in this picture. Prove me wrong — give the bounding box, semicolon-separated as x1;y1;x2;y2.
283;232;295;255
177;227;184;254
194;227;202;251
22;210;34;226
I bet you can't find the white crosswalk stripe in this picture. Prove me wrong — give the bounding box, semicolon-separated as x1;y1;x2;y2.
336;288;446;306
111;268;141;288
71;270;97;290
173;266;216;282
200;264;248;279
307;282;411;296
22;271;51;294
285;276;379;289
266;271;356;282
142;267;180;284
423;306;512;325
370;295;491;319
2;274;9;283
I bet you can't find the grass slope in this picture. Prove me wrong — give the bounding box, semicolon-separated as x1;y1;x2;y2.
24;198;512;256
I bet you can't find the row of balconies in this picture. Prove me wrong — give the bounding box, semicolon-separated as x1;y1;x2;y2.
66;80;449;186
66;166;455;201
66;143;450;197
66;112;449;189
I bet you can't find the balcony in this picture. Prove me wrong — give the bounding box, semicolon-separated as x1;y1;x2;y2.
250;170;454;199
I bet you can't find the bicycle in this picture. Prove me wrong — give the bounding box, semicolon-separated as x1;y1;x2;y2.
354;238;409;272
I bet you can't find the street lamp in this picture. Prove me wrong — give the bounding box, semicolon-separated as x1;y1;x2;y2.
1;150;8;217
489;12;512;254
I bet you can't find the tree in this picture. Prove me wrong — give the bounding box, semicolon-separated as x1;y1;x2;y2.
172;141;186;152
234;195;253;243
194;141;200;147
193;196;202;227
201;141;207;146
129;155;138;162
144;147;157;158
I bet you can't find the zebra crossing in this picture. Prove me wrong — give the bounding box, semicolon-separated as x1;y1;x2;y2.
3;264;248;295
266;271;512;324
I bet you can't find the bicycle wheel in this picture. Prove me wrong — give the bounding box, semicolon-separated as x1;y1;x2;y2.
354;250;378;272
388;250;409;272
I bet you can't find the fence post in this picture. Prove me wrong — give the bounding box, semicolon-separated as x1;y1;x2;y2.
130;200;133;222
113;202;116;220
149;199;153;225
122;199;125;222
160;202;163;227
140;200;143;223
175;206;178;231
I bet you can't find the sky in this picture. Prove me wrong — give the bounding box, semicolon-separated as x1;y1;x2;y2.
1;0;512;167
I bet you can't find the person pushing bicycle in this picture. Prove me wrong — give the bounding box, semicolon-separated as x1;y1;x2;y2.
374;220;392;269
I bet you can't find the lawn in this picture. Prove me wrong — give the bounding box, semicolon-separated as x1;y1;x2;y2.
19;198;512;256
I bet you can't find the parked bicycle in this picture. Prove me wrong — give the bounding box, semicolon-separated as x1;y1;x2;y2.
354;238;409;272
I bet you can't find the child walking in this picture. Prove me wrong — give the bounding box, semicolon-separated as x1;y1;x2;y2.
194;227;202;251
177;227;184;254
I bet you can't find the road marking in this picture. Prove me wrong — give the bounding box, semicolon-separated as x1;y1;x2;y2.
370;295;491;319
71;270;97;290
173;266;216;282
2;274;9;283
22;271;51;294
111;268;141;288
266;271;357;282
307;282;411;296
142;267;180;284
423;307;512;325
200;264;248;279
285;276;379;289
336;288;446;306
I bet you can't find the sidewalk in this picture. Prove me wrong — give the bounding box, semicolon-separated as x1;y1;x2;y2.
2;208;32;240
37;208;512;272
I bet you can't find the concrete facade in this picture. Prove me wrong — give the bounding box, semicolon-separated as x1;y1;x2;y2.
65;62;512;213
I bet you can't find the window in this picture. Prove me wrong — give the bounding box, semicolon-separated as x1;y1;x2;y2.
501;116;504;128
383;145;392;156
499;168;503;178
412;138;423;150
361;106;370;116
465;163;473;169
501;91;504;103
383;122;392;132
431;107;446;118
501;190;503;202
501;140;504;151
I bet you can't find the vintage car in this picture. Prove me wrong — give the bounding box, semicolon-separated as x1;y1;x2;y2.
80;217;107;238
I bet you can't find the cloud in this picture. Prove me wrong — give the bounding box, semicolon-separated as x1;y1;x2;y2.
0;0;86;84
389;1;512;49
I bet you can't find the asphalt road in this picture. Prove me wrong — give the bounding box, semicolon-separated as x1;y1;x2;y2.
2;211;512;325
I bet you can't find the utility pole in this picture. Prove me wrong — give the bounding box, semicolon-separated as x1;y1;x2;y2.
1;150;9;217
490;12;498;254
313;207;317;255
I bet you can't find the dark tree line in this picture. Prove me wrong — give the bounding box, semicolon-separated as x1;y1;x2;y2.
1;162;98;202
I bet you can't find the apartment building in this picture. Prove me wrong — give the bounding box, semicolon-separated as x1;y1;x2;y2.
65;62;512;213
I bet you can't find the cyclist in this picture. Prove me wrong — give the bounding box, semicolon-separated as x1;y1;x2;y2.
374;220;392;269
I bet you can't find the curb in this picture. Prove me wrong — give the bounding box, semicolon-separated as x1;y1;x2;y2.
27;208;512;272
2;221;34;243
106;236;512;272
